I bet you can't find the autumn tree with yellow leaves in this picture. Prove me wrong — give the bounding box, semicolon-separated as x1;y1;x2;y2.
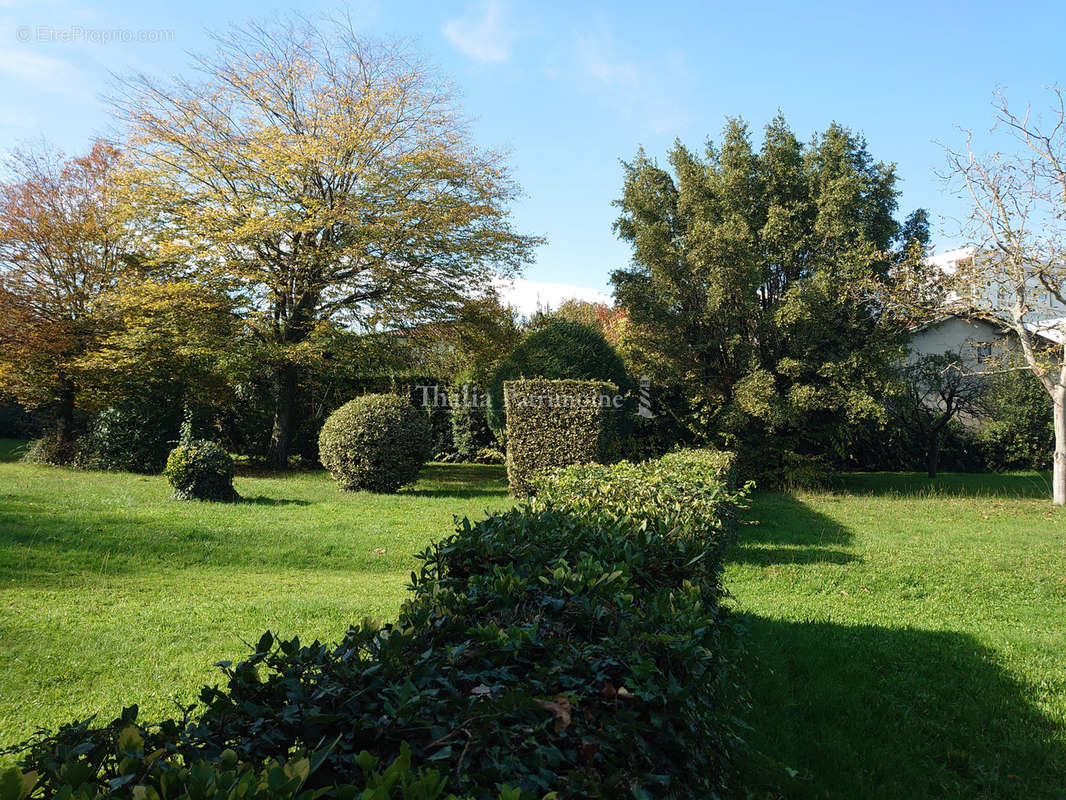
113;15;540;468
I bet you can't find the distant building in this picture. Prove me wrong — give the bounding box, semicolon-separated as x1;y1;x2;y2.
908;315;1007;371
907;248;1064;366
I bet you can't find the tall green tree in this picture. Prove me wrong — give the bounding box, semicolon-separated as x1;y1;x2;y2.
612;115;927;479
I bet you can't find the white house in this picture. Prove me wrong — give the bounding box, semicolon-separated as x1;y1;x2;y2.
907;247;1065;367
908;315;1006;371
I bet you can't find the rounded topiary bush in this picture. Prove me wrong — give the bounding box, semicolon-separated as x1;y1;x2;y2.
318;394;432;492
163;440;238;501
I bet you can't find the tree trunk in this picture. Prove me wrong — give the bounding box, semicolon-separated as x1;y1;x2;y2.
926;430;940;479
1053;389;1066;506
55;380;76;443
269;363;299;470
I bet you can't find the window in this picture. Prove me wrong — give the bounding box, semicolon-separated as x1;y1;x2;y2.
976;342;993;364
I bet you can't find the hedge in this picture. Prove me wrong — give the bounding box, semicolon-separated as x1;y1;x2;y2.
487;321;629;435
503;378;621;496
81;403;179;474
451;389;499;463
7;449;746;800
532;448;743;596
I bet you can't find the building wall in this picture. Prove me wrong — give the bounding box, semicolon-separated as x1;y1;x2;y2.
907;317;1008;371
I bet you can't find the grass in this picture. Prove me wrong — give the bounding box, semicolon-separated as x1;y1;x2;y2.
2;441;1064;797
728;472;1066;798
0;440;511;746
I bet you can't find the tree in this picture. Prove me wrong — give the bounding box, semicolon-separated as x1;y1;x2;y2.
398;295;522;387
76;278;245;418
114;14;540;467
527;299;627;345
0;140;136;442
944;87;1066;504
611;115;925;480
896;353;988;478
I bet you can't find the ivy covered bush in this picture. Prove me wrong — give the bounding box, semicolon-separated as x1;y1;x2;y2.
504;378;621;496
163;440;238;501
318;394;432;492
81;403;179;474
8;449;746;800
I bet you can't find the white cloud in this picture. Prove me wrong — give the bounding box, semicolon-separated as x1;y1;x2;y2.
496;277;612;317
0;23;85;96
571;32;690;133
443;0;515;63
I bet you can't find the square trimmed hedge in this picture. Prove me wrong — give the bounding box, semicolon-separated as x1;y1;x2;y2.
503;378;621;496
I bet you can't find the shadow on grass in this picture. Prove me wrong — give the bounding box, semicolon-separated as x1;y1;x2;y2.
735;613;1066;799
0;439;27;463
731;492;857;566
729;546;858;566
403;463;510;499
240;496;311;507
832;471;1054;499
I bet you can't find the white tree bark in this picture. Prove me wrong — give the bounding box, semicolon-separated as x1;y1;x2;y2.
1054;388;1066;506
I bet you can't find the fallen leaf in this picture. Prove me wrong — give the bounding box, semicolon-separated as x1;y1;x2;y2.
535;696;572;732
372;548;386;554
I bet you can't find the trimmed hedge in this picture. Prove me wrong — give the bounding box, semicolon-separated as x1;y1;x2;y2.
8;449;746;800
487;321;629;434
532;448;742;595
318;394;432;493
164;441;239;501
504;378;621;496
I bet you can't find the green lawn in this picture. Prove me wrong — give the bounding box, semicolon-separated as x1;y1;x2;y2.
729;472;1066;798
2;441;1064;797
0;440;511;746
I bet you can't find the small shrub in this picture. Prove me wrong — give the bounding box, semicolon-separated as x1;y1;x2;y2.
504;378;621;496
164;440;238;501
450;388;498;462
487;321;629;434
22;432;84;467
318;394;432;492
473;444;504;464
81;404;178;474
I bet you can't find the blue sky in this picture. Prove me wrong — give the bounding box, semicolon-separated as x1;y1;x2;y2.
1;0;1063;296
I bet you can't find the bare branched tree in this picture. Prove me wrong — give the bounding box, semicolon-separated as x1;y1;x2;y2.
945;87;1066;503
896;353;989;478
